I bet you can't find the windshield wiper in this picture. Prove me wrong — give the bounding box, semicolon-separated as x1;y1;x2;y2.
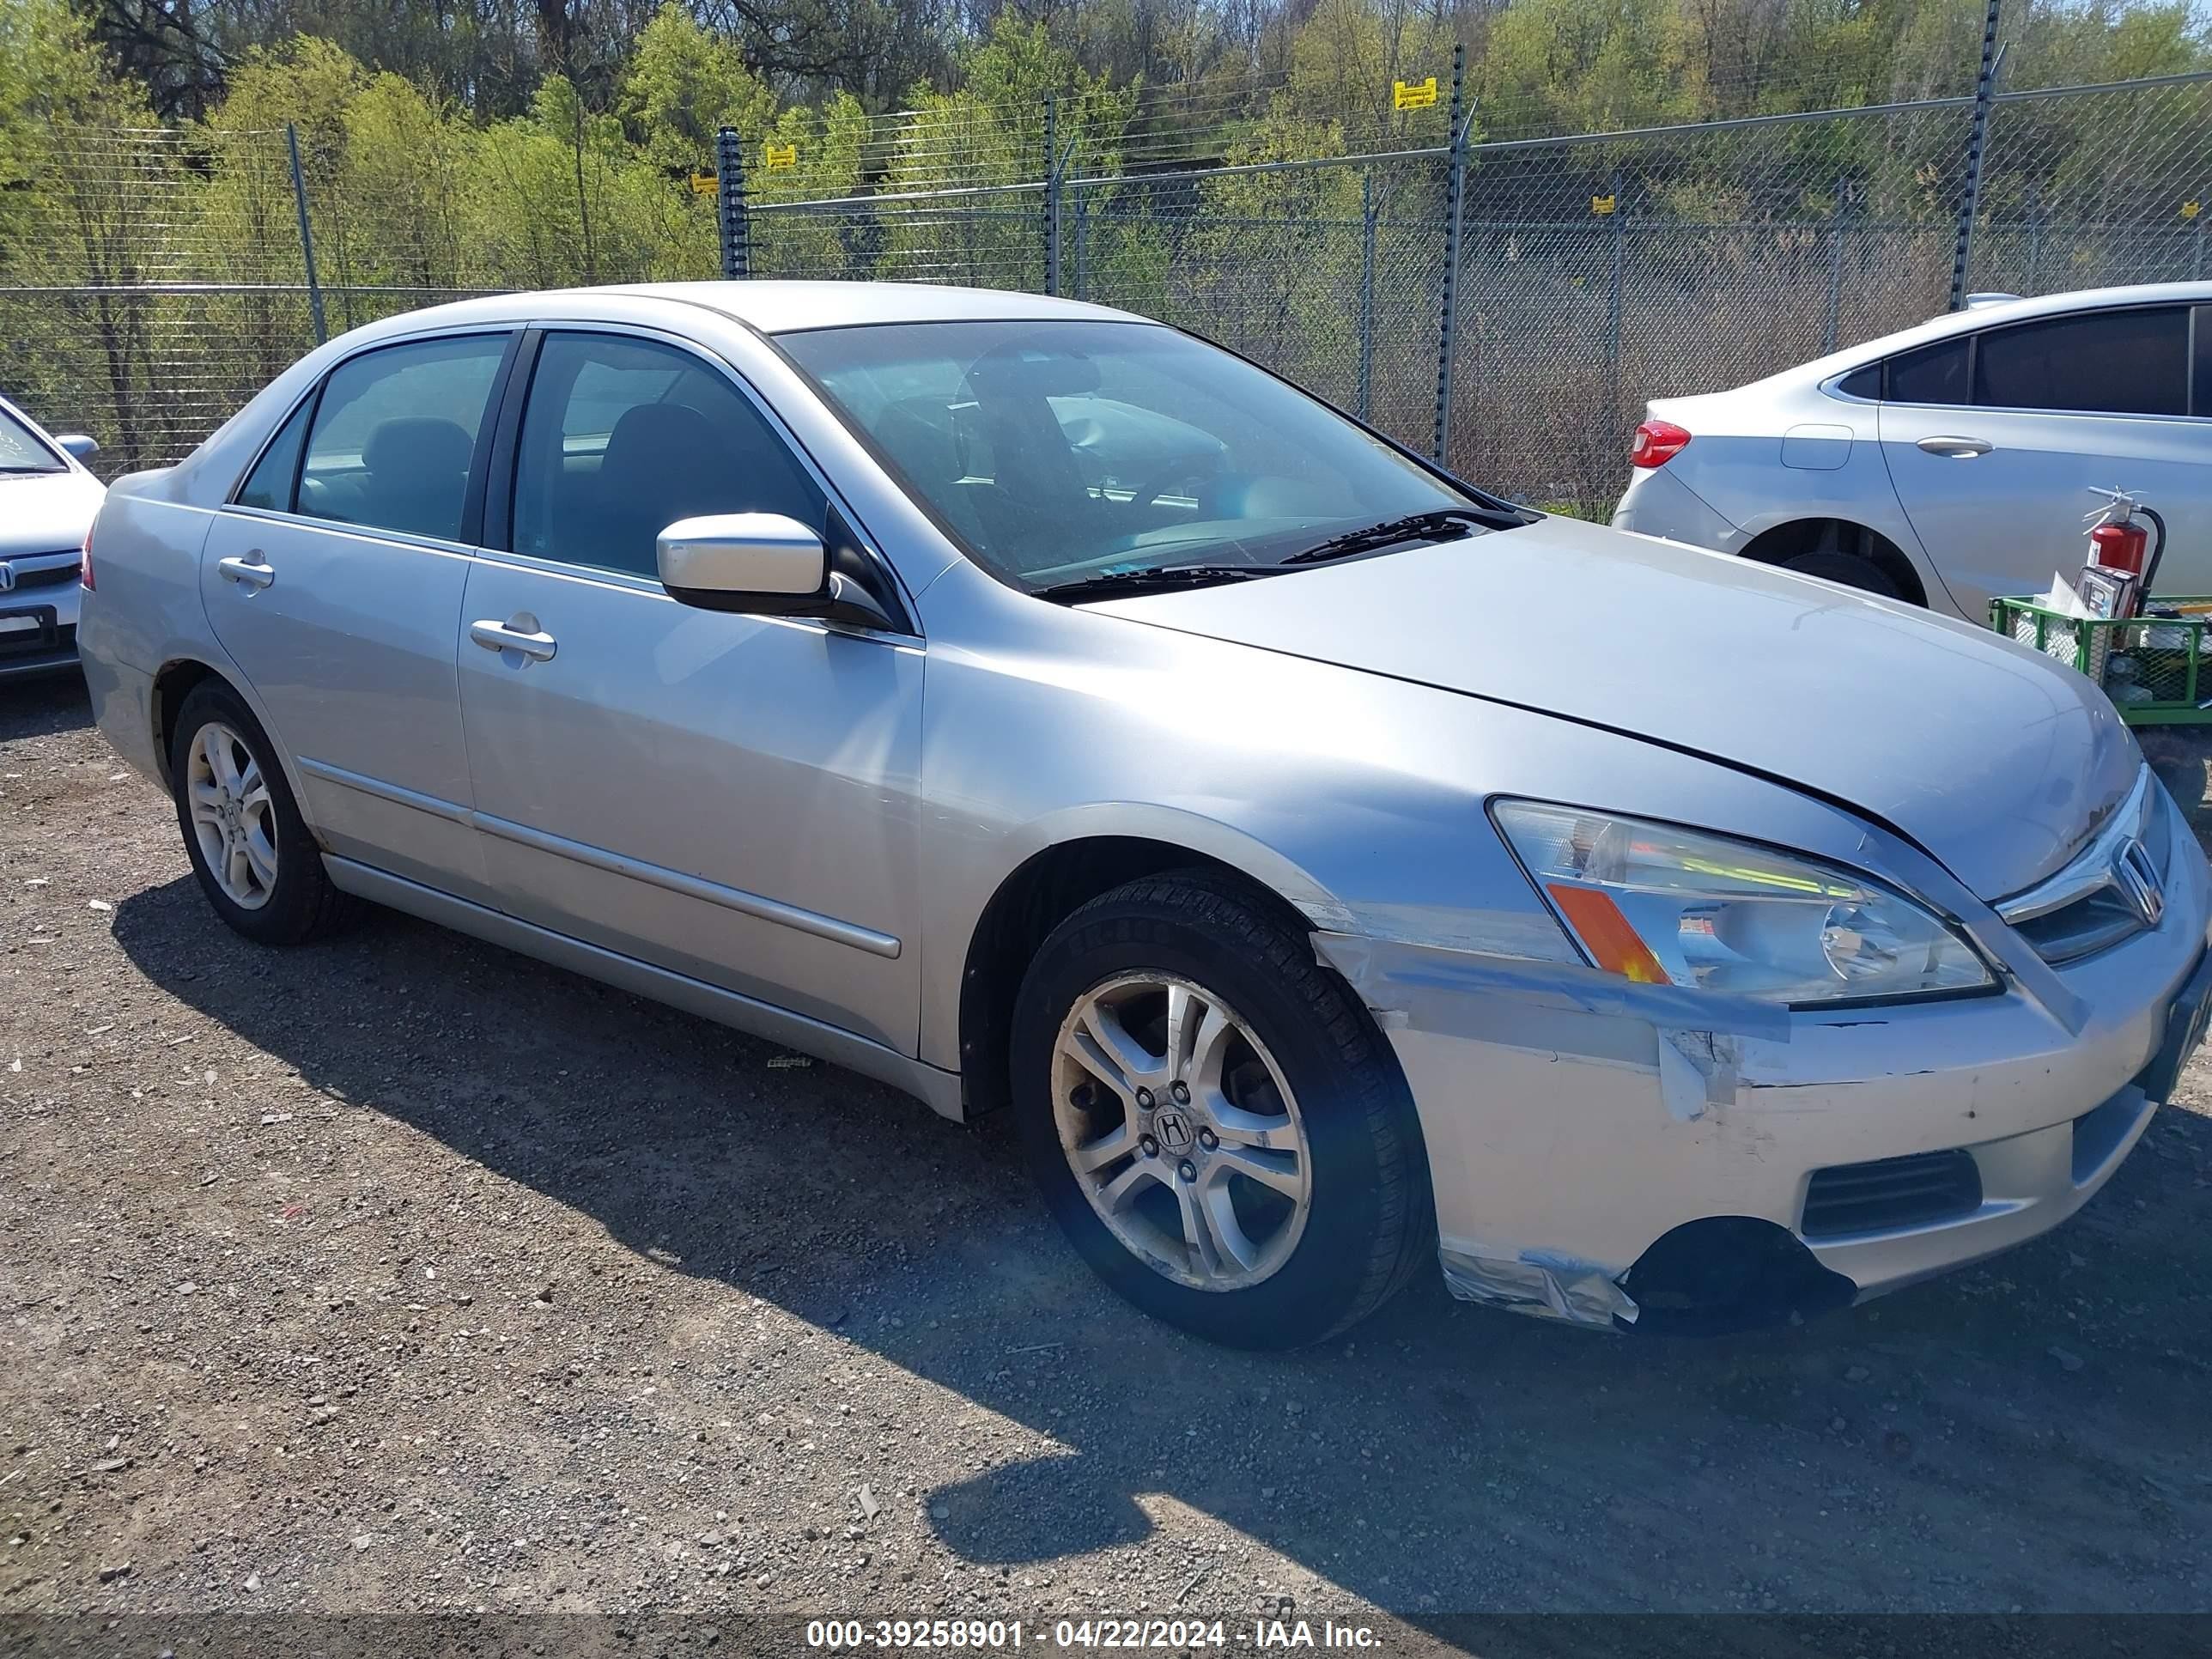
1280;507;1501;566
1033;563;1287;603
0;465;62;476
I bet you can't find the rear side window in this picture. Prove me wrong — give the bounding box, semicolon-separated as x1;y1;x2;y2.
299;334;509;541
509;331;823;580
1886;338;1970;405
235;395;313;512
1972;307;2188;416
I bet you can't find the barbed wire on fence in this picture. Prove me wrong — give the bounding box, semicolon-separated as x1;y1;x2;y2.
3;70;2207;509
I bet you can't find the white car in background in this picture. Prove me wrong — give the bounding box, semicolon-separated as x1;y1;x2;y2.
1612;283;2212;622
0;392;104;680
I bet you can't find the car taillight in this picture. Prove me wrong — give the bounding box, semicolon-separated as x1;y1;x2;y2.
79;521;95;590
1631;419;1692;469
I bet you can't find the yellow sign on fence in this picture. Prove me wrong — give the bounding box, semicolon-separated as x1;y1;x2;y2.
1591;193;1617;216
688;171;717;197
2185;199;2203;221
763;143;797;170
1393;76;1437;111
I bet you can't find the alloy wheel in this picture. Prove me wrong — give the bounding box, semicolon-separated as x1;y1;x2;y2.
1050;972;1312;1291
185;721;279;910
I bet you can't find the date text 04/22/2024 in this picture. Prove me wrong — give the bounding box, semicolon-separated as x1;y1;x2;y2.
804;1619;1384;1649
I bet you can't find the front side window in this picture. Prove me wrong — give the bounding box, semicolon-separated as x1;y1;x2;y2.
299;334;508;541
510;332;824;580
0;405;64;474
1972;307;2189;416
778;319;1503;592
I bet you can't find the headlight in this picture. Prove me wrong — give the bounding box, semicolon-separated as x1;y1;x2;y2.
1492;800;1995;1006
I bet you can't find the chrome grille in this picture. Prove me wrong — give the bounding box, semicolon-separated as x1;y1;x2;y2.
2;551;83;592
1996;766;2168;967
6;562;79;591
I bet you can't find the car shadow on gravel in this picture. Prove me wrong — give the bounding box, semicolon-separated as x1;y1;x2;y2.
107;866;2212;1615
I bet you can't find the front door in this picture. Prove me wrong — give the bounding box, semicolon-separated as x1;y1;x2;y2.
455;328;923;1053
200;331;514;900
1878;303;2212;621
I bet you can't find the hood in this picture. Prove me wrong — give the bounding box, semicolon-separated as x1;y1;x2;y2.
1087;515;2136;902
0;469;104;557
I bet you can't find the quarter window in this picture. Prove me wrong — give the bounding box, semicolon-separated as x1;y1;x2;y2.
1836;364;1881;400
1972;307;2189;416
298;334;508;541
509;332;823;580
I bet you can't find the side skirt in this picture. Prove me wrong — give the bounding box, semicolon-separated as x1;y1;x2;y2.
323;854;964;1121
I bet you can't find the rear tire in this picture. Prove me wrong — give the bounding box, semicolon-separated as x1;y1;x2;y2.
168;680;352;945
1773;521;1905;600
1011;871;1432;1348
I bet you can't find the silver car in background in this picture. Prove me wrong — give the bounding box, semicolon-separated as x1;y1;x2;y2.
76;283;2212;1345
1613;283;2212;622
0;392;104;679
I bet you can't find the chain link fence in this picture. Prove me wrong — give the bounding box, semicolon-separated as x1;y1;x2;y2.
3;69;2207;511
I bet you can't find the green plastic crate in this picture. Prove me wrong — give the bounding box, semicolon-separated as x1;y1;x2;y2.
1990;594;2212;726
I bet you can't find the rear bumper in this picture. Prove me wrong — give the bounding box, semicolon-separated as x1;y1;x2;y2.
80;641;162;783
1610;465;1743;552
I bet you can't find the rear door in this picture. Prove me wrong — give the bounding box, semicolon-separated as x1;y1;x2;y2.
200;330;515;902
1879;303;2212;620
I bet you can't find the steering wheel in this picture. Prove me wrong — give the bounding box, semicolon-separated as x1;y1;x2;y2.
1121;456;1221;516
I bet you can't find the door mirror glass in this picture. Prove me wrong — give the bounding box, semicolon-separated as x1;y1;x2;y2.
56;433;100;461
658;513;827;610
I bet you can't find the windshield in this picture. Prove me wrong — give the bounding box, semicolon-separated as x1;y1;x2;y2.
0;405;64;473
778;319;1509;592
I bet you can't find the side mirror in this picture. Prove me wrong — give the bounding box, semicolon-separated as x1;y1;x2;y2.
56;434;100;461
658;513;827;611
657;510;901;632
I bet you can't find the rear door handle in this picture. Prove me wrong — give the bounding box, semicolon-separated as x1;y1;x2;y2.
470;618;558;662
1917;434;1992;458
217;553;274;590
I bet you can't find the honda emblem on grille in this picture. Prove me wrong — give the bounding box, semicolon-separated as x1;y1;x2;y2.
0;565;15;593
2114;837;2165;927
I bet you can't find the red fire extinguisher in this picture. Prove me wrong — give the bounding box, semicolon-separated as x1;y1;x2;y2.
2083;488;2168;617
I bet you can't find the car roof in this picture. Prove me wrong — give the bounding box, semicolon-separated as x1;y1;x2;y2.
610;280;1146;333
340;281;1149;343
1770;280;2212;386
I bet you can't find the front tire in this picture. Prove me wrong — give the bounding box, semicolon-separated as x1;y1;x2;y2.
1011;872;1431;1347
168;680;352;945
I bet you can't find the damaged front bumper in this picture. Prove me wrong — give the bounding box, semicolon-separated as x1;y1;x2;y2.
1316;838;2209;1334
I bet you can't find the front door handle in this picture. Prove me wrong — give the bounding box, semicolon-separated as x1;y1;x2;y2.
216;553;274;590
1917;434;1992;458
470;617;558;662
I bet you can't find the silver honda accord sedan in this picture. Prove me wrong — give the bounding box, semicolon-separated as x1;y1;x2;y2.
76;282;2212;1346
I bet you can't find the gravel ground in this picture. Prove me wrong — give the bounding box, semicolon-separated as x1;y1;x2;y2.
4;672;2212;1634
